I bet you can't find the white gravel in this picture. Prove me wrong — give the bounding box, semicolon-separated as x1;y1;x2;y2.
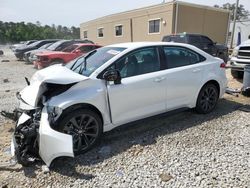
0;46;250;187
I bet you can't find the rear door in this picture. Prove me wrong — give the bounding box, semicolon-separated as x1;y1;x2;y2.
162;46;206;110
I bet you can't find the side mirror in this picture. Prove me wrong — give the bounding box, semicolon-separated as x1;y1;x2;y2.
103;69;121;84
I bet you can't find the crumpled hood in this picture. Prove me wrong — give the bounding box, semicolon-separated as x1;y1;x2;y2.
20;64;88;107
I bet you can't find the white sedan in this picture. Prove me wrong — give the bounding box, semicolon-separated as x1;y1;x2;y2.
12;42;227;167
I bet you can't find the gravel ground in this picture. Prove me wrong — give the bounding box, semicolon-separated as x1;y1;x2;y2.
0;46;249;187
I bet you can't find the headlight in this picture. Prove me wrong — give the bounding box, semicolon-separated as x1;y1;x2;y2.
231;47;239;57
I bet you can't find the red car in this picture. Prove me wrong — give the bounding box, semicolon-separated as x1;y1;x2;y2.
34;43;102;69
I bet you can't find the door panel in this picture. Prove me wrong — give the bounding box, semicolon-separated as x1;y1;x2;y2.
107;71;167;125
106;47;167;125
163;46;205;110
165;64;203;110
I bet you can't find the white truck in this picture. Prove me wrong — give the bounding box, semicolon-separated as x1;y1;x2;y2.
230;39;250;78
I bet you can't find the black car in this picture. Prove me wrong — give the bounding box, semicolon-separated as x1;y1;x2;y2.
14;39;59;60
162;33;228;62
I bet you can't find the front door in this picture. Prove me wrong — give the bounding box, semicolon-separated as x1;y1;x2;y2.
106;47;167;125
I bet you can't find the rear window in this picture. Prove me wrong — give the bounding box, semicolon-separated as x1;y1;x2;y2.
162;35;186;43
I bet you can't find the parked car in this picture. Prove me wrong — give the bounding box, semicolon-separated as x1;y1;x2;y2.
28;39;94;63
229;39;250;78
34;43;101;69
23;42;53;63
10;40;37;51
13;39;59;60
162;33;228;62
11;42;227;166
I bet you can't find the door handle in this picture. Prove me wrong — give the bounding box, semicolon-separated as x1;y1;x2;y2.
154;77;166;82
192;68;201;73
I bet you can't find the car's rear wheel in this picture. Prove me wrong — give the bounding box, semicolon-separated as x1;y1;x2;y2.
196;83;219;114
231;69;244;79
57;109;102;155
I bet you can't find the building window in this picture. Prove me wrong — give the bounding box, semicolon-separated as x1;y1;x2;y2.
98;28;104;38
149;19;160;34
115;25;123;36
83;30;88;39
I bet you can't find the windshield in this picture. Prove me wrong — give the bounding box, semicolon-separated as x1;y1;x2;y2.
47;40;67;50
39;43;52;49
65;47;126;77
27;41;41;47
63;44;78;52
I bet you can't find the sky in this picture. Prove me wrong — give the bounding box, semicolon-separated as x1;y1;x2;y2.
0;0;250;27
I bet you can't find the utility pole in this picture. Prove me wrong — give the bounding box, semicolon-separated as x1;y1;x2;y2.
230;0;239;49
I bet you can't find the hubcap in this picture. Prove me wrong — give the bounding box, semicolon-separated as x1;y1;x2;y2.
200;86;217;112
63;114;98;152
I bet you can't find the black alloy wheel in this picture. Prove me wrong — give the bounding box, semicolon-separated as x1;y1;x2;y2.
196;84;219;114
58;109;102;155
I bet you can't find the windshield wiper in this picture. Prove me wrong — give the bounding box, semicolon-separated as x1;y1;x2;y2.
79;50;97;74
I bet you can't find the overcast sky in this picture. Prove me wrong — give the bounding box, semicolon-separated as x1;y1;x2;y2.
0;0;250;27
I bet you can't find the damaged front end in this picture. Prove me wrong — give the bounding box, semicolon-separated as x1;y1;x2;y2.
7;65;88;166
11;83;75;166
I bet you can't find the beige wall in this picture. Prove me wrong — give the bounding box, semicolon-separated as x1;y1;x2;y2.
176;3;230;44
80;3;174;45
80;2;229;45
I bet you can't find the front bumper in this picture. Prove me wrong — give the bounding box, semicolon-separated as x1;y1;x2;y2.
230;57;250;70
39;107;74;166
14;52;24;59
11;107;74;167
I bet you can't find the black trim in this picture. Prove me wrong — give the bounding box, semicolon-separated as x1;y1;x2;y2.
161;45;207;70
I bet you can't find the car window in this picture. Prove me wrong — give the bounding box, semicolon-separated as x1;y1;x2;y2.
112;47;160;78
63;44;78;52
188;36;201;44
163;46;204;69
200;36;213;44
56;42;72;51
79;46;94;53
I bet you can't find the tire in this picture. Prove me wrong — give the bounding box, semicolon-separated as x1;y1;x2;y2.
195;83;219;114
231;69;244;79
57;109;103;155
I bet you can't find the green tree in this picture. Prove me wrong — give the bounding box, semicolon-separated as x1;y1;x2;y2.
214;3;250;21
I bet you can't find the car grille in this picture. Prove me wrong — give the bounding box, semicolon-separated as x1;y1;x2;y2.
238;47;250;59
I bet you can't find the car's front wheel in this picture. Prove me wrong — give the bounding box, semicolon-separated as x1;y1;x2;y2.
57;109;103;155
196;83;219;114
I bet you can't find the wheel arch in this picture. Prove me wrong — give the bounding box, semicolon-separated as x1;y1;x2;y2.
202;80;220;96
195;79;221;104
60;103;104;125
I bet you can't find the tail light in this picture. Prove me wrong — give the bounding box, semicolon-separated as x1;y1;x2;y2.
220;63;226;68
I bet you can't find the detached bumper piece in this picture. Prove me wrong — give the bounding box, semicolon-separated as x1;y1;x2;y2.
11;112;40;166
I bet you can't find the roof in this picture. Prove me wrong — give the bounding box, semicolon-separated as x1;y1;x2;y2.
107;41;195;49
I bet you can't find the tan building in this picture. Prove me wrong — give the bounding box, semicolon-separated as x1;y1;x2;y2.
80;1;230;46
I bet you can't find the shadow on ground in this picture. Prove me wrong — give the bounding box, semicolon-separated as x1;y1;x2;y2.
49;98;246;178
